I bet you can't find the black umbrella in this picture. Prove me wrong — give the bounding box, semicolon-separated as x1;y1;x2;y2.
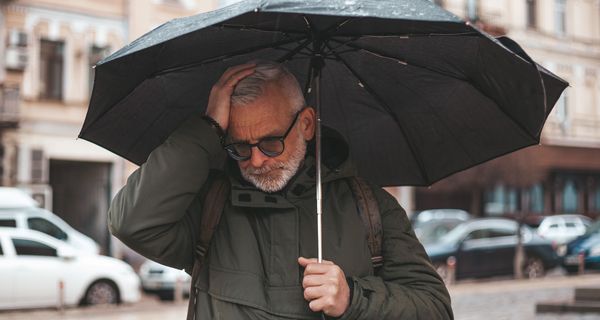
80;0;568;262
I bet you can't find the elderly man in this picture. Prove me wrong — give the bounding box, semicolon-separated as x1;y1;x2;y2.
108;61;452;319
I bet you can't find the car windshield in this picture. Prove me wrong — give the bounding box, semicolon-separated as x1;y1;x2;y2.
438;220;523;244
414;218;464;245
438;223;471;244
584;221;600;236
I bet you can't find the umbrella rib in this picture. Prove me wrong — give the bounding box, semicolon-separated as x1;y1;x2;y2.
329;38;463;81
323;41;432;185
219;24;306;36
153;34;308;76
333;31;480;38
326;41;485;173
277;38;314;63
332;38;541;142
83;36;309;137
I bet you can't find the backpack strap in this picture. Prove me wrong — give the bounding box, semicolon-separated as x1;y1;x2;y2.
347;177;384;269
187;170;230;320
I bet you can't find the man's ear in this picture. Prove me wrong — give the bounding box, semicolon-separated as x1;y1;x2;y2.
300;107;316;140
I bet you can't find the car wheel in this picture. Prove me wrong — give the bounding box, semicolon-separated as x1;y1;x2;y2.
564;266;579;275
524;257;545;279
83;280;120;305
157;290;174;301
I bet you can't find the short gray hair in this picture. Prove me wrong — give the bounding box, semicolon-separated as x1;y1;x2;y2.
231;60;305;115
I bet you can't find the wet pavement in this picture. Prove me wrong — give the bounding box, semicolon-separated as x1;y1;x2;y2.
451;272;600;320
0;295;187;320
2;273;600;319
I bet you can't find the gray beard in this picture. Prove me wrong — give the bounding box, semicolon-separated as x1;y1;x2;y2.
240;130;307;193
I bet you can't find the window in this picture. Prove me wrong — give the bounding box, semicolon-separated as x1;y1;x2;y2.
27;217;68;240
554;0;566;35
88;46;110;97
507;188;519;213
12;238;57;257
563;179;578;213
526;0;537;29
488;228;516;238
0;219;16;227
555;90;569;133
466;0;479;22
39;39;64;100
530;184;544;213
595;187;600;212
466;228;515;240
466;229;488;240
485;184;506;216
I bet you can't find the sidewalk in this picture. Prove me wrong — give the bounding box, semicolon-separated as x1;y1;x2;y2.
3;274;600;320
450;273;600;320
0;296;187;320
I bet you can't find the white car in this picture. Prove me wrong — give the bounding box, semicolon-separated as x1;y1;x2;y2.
537;214;592;245
0;188;100;254
0;227;140;310
139;259;191;300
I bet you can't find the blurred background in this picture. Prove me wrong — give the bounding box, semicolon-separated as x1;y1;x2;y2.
0;0;598;319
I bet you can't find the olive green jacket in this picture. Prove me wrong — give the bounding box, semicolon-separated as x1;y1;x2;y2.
108;114;453;319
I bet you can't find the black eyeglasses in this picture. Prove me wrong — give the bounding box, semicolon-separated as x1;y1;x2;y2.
223;109;303;161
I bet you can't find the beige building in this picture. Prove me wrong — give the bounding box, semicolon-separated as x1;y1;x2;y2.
417;0;600;221
1;0;597;254
0;0;217;254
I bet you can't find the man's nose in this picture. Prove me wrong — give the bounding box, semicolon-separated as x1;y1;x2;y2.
249;146;268;168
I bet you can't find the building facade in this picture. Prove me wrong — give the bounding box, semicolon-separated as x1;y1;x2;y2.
417;0;600;222
0;0;216;254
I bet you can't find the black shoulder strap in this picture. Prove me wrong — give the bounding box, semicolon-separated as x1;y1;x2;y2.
347;177;384;269
187;170;230;320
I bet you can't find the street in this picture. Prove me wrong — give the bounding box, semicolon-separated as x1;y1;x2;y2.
2;273;600;320
451;273;600;320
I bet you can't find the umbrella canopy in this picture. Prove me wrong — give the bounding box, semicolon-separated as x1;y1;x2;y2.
81;0;568;187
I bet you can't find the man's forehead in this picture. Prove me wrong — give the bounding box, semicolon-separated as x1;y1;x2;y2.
229;108;287;140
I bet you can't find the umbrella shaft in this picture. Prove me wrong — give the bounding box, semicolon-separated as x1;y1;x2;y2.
313;55;324;264
316;98;323;264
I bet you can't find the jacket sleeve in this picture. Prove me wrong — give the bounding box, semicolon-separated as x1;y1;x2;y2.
339;188;453;320
107;113;225;270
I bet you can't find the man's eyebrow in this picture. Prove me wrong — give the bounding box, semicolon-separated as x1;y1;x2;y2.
228;128;285;144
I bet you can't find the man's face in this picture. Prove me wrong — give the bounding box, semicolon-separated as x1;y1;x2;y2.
228;83;314;192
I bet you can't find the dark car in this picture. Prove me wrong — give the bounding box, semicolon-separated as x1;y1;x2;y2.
414;218;467;245
563;220;600;274
412;209;472;245
425;218;560;281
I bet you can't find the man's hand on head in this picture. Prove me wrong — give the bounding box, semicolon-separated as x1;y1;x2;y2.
298;257;351;318
205;63;255;131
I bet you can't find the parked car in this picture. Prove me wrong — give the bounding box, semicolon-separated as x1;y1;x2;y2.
412;209;471;226
0;227;140;310
412;209;471;245
425;218;560;281
537;214;591;245
563;220;600;274
139;259;191;300
414;218;466;245
0;188;100;254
